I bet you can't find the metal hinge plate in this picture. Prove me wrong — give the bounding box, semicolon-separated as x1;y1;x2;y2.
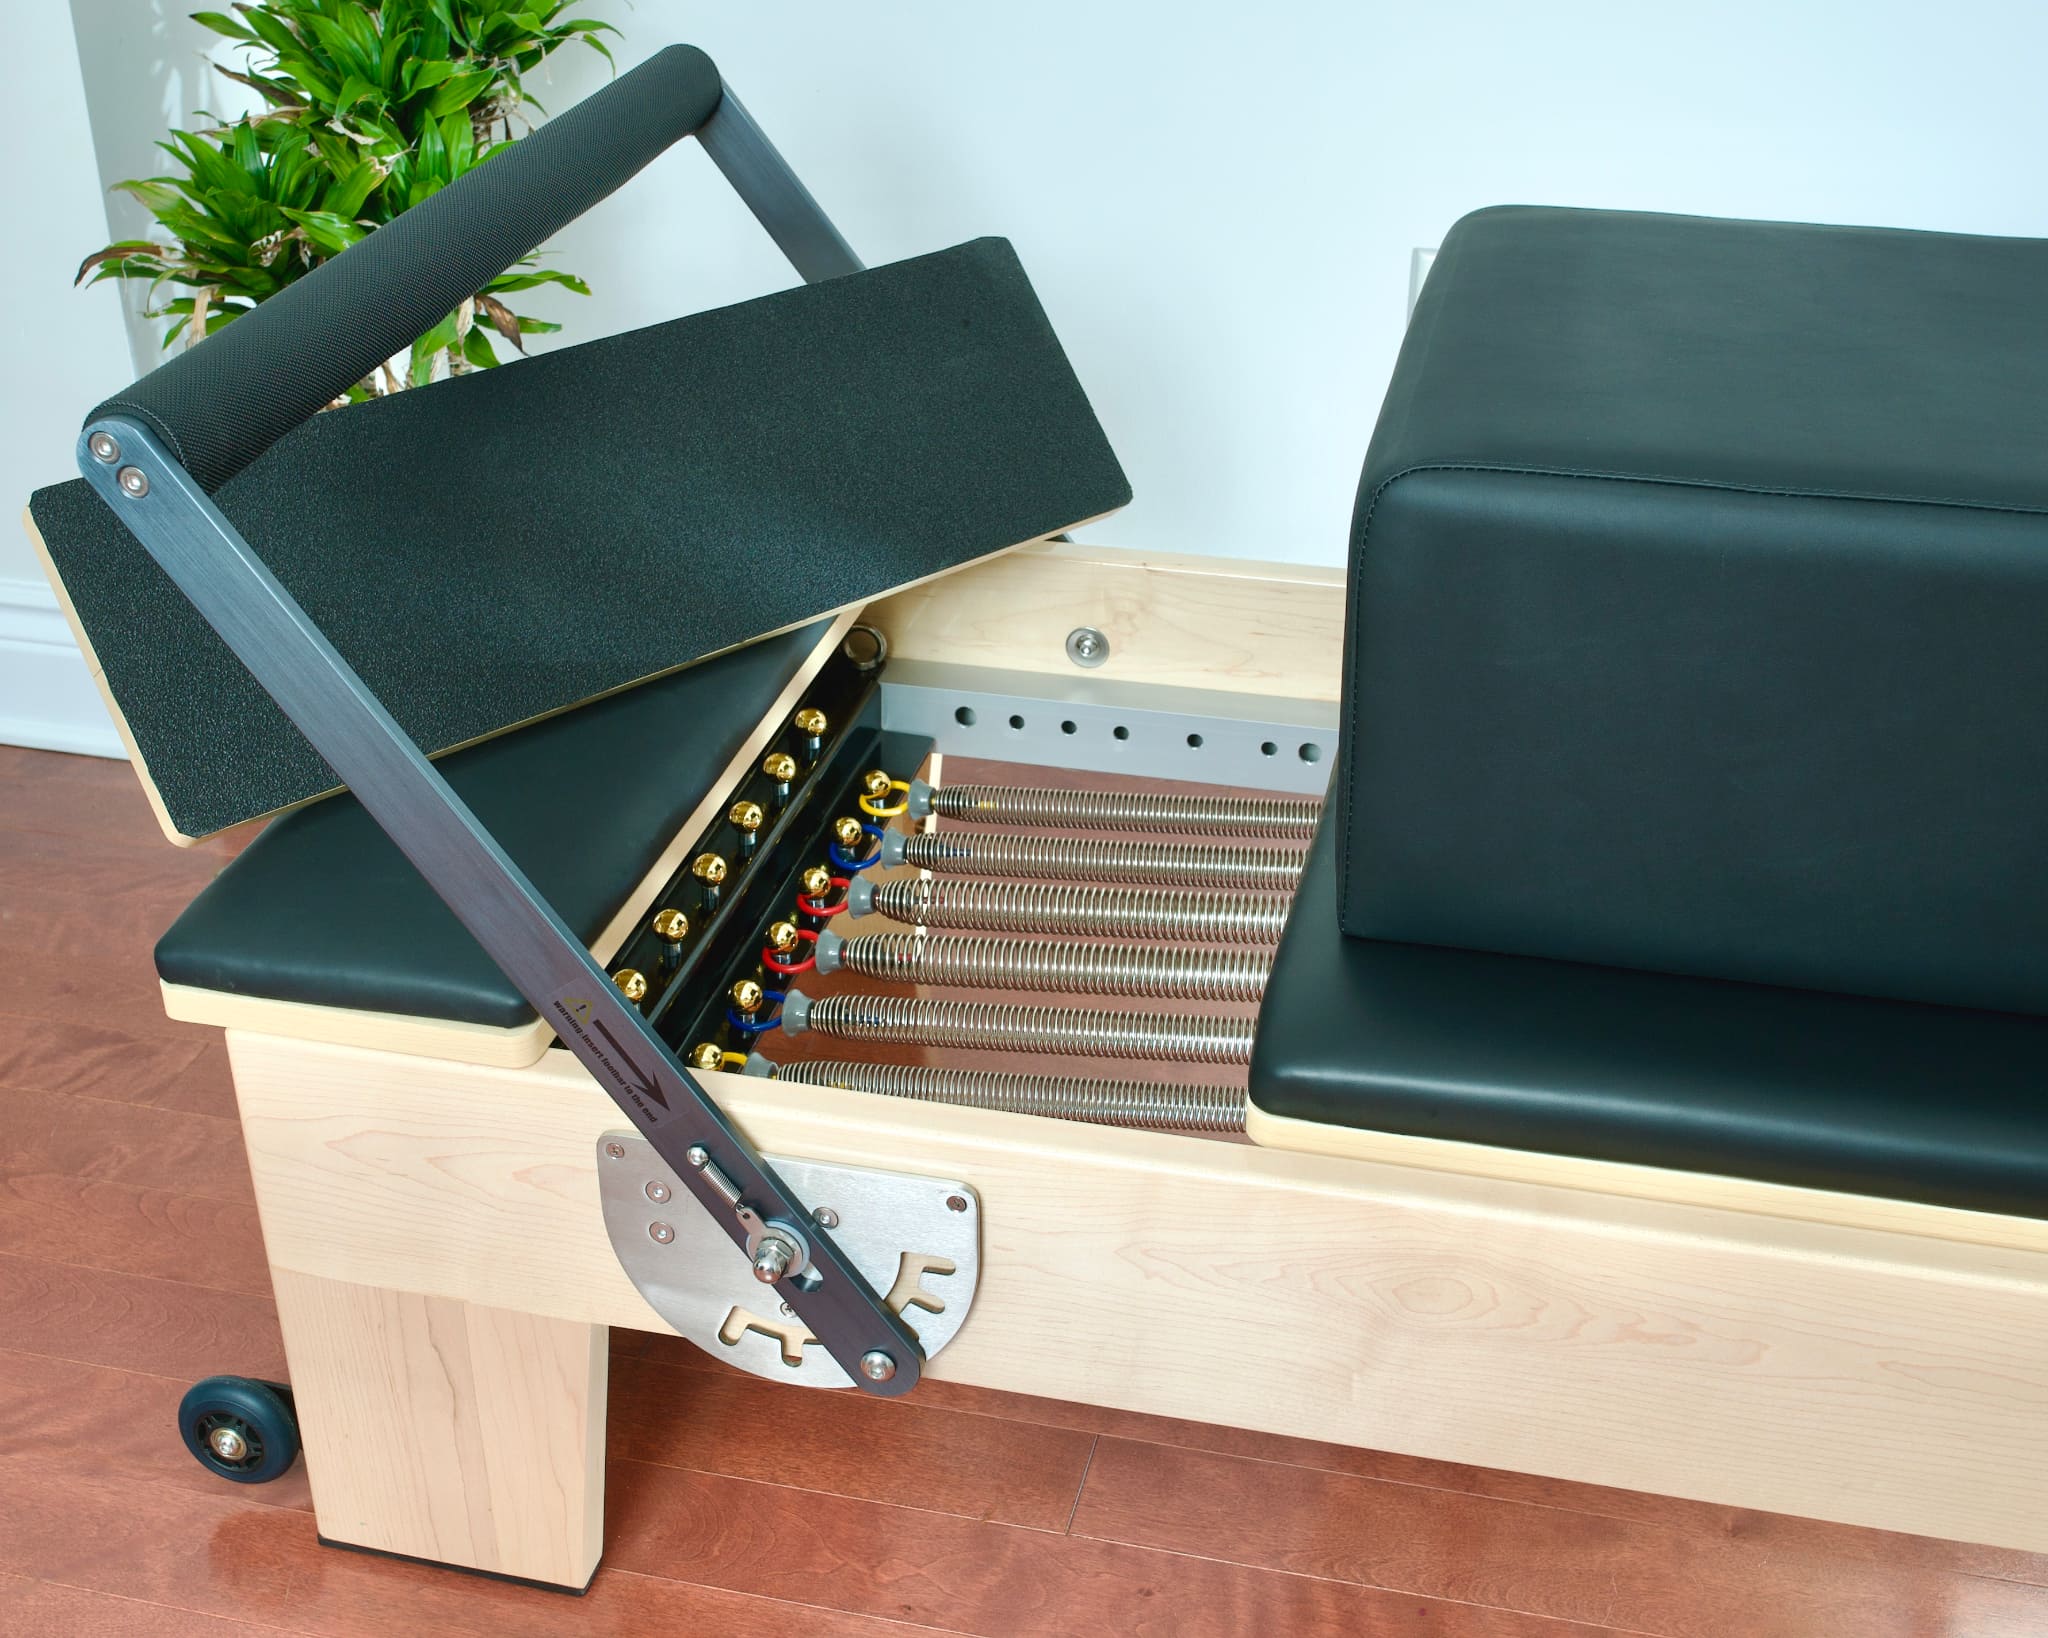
597;1131;980;1388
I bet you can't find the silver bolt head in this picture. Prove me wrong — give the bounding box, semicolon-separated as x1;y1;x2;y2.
1065;626;1109;668
87;431;121;464
208;1426;248;1461
750;1234;794;1284
116;466;150;498
812;1206;840;1229
644;1179;671;1203
648;1221;674;1245
604;1141;626;1160
685;1145;709;1169
859;1350;897;1382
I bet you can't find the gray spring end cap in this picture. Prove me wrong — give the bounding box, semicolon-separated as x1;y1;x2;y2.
812;927;845;974
879;829;909;867
906;778;935;819
743;1051;776;1077
780;988;813;1034
847;875;878;917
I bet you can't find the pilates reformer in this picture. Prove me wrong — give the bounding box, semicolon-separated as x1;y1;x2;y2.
25;41;2048;1594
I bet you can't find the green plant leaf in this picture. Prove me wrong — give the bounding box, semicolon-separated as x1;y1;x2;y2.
191;9;258;40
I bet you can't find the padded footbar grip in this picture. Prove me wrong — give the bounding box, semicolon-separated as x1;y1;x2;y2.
85;44;724;494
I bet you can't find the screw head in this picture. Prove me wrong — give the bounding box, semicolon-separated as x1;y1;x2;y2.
116;465;150;498
946;1194;969;1213
208;1425;249;1461
859;1351;897;1383
685;1145;710;1169
812;1206;840;1229
648;1221;674;1245
87;431;121;464
1065;626;1109;668
644;1179;671;1204
604;1141;626;1160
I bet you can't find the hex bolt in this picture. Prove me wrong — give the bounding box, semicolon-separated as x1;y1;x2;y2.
859;1351;897;1383
751;1234;795;1284
649;1221;675;1245
644;1180;671;1204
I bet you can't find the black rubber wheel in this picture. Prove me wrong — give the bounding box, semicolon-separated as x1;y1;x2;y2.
178;1375;300;1484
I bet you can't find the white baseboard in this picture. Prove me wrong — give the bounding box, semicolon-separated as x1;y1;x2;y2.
0;577;126;760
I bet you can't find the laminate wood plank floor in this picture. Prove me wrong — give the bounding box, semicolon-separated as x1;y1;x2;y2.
3;744;2045;1636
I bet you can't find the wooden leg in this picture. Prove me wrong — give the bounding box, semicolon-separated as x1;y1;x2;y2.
269;1267;607;1591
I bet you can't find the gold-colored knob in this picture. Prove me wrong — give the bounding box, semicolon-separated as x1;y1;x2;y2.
651;908;689;943
611;968;648;1004
800;865;832;898
762;752;796;782
729;800;764;833
766;920;800;954
691;852;728;884
793;707;827;736
689;1042;724;1071
730;978;764;1013
863;769;894;797
833;816;865;848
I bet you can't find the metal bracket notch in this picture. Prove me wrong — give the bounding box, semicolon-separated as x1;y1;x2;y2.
600;1133;980;1388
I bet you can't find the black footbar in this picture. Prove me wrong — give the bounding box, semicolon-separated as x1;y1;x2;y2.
63;45;1127;1397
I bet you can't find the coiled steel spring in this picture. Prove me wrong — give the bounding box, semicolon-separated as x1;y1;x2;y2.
922;781;1321;839
891;830;1305;891
863;876;1292;944
824;930;1269;1000
785;991;1253;1064
775;1059;1246;1133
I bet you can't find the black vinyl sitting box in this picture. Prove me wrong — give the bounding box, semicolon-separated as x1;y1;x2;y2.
1338;207;2048;1016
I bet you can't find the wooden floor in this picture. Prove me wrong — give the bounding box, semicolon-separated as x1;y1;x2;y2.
6;744;2048;1637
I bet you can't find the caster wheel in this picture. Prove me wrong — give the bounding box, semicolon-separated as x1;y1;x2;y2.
178;1375;300;1484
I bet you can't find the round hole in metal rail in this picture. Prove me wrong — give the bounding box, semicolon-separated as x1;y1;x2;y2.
955;707;976;727
1298;743;1323;764
1186;733;1204;749
1009;714;1026;730
1113;725;1131;741
1260;741;1278;757
1061;720;1078;736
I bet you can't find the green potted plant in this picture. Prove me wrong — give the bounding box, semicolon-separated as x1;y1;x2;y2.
77;0;617;397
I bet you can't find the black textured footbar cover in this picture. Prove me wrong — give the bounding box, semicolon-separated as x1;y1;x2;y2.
1251;810;2048;1221
87;44;723;492
33;238;1129;838
1340;207;2048;1014
155;621;830;1027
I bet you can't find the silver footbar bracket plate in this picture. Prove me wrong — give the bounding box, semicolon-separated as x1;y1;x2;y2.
598;1132;980;1388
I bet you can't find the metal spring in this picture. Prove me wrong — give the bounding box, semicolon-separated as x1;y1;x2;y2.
793;993;1254;1064
930;782;1322;838
833;931;1270;1000
775;1060;1246;1133
899;831;1306;891
866;876;1292;944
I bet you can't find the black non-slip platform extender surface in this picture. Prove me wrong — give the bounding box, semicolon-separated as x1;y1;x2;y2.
32;237;1130;839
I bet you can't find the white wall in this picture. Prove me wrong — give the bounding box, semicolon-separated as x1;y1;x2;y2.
0;2;142;754
18;1;2048;750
